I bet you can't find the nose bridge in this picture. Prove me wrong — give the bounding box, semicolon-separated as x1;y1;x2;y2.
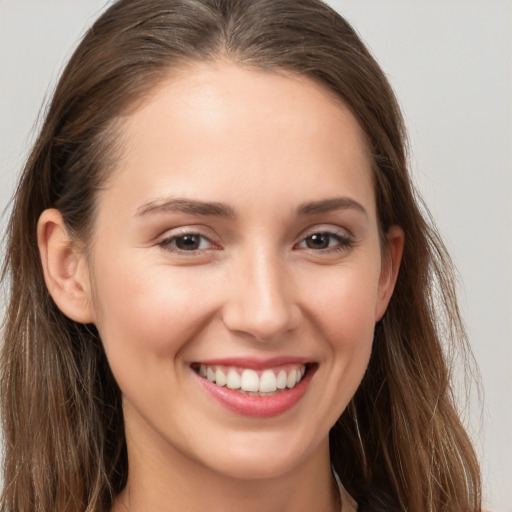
222;244;299;341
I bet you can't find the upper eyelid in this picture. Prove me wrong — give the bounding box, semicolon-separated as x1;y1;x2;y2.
157;227;220;251
158;234;220;256
157;225;219;241
298;224;353;239
160;232;214;244
296;232;352;247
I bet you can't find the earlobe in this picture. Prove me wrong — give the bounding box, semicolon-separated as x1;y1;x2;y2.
37;209;95;324
375;225;405;321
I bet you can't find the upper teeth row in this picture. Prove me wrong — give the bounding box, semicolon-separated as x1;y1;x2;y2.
199;364;306;393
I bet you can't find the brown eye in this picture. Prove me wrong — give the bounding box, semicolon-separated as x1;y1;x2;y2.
305;233;331;249
159;233;214;253
297;231;353;253
175;234;201;251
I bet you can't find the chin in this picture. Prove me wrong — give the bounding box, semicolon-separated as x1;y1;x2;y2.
205;454;303;481
192;430;325;481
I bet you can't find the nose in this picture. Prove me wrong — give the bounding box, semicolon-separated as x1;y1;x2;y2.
221;249;301;342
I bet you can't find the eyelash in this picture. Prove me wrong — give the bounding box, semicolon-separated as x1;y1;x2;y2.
295;231;354;254
158;229;353;256
158;232;217;254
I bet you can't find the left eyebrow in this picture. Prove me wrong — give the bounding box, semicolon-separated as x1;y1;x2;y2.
297;197;368;218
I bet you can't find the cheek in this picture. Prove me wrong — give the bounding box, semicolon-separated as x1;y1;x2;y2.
297;268;379;429
322;284;376;377
305;260;381;392
91;256;216;362
309;262;381;343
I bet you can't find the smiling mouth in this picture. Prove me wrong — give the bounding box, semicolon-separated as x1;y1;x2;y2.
191;363;314;396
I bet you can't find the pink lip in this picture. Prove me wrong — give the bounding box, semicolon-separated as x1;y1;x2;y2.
194;363;317;418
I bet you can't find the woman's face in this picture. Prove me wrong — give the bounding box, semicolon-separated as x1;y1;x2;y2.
82;62;402;480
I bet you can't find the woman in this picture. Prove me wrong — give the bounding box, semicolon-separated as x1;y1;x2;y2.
0;0;481;511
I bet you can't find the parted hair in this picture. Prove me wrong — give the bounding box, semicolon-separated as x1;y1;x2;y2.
1;1;481;511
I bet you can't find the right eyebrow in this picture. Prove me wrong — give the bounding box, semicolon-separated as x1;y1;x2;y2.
135;197;236;218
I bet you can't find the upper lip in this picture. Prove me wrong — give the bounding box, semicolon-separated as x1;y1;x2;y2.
191;356;314;370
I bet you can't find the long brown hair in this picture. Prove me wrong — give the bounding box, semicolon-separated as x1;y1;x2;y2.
1;1;481;510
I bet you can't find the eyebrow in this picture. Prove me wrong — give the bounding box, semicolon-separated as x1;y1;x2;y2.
135;196;367;219
297;197;368;217
136;198;236;218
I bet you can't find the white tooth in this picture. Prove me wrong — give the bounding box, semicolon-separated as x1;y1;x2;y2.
286;369;297;388
215;367;227;387
240;369;259;392
199;364;207;377
206;367;215;382
259;369;277;393
226;369;241;389
276;370;287;389
300;365;306;377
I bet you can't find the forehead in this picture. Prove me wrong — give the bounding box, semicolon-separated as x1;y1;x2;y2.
102;61;375;219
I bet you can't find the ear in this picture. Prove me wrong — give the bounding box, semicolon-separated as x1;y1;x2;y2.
37;209;95;324
375;225;405;321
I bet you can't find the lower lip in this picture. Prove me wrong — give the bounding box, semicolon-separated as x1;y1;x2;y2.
196;366;316;418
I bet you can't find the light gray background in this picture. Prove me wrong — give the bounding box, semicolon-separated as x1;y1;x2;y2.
1;1;510;510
